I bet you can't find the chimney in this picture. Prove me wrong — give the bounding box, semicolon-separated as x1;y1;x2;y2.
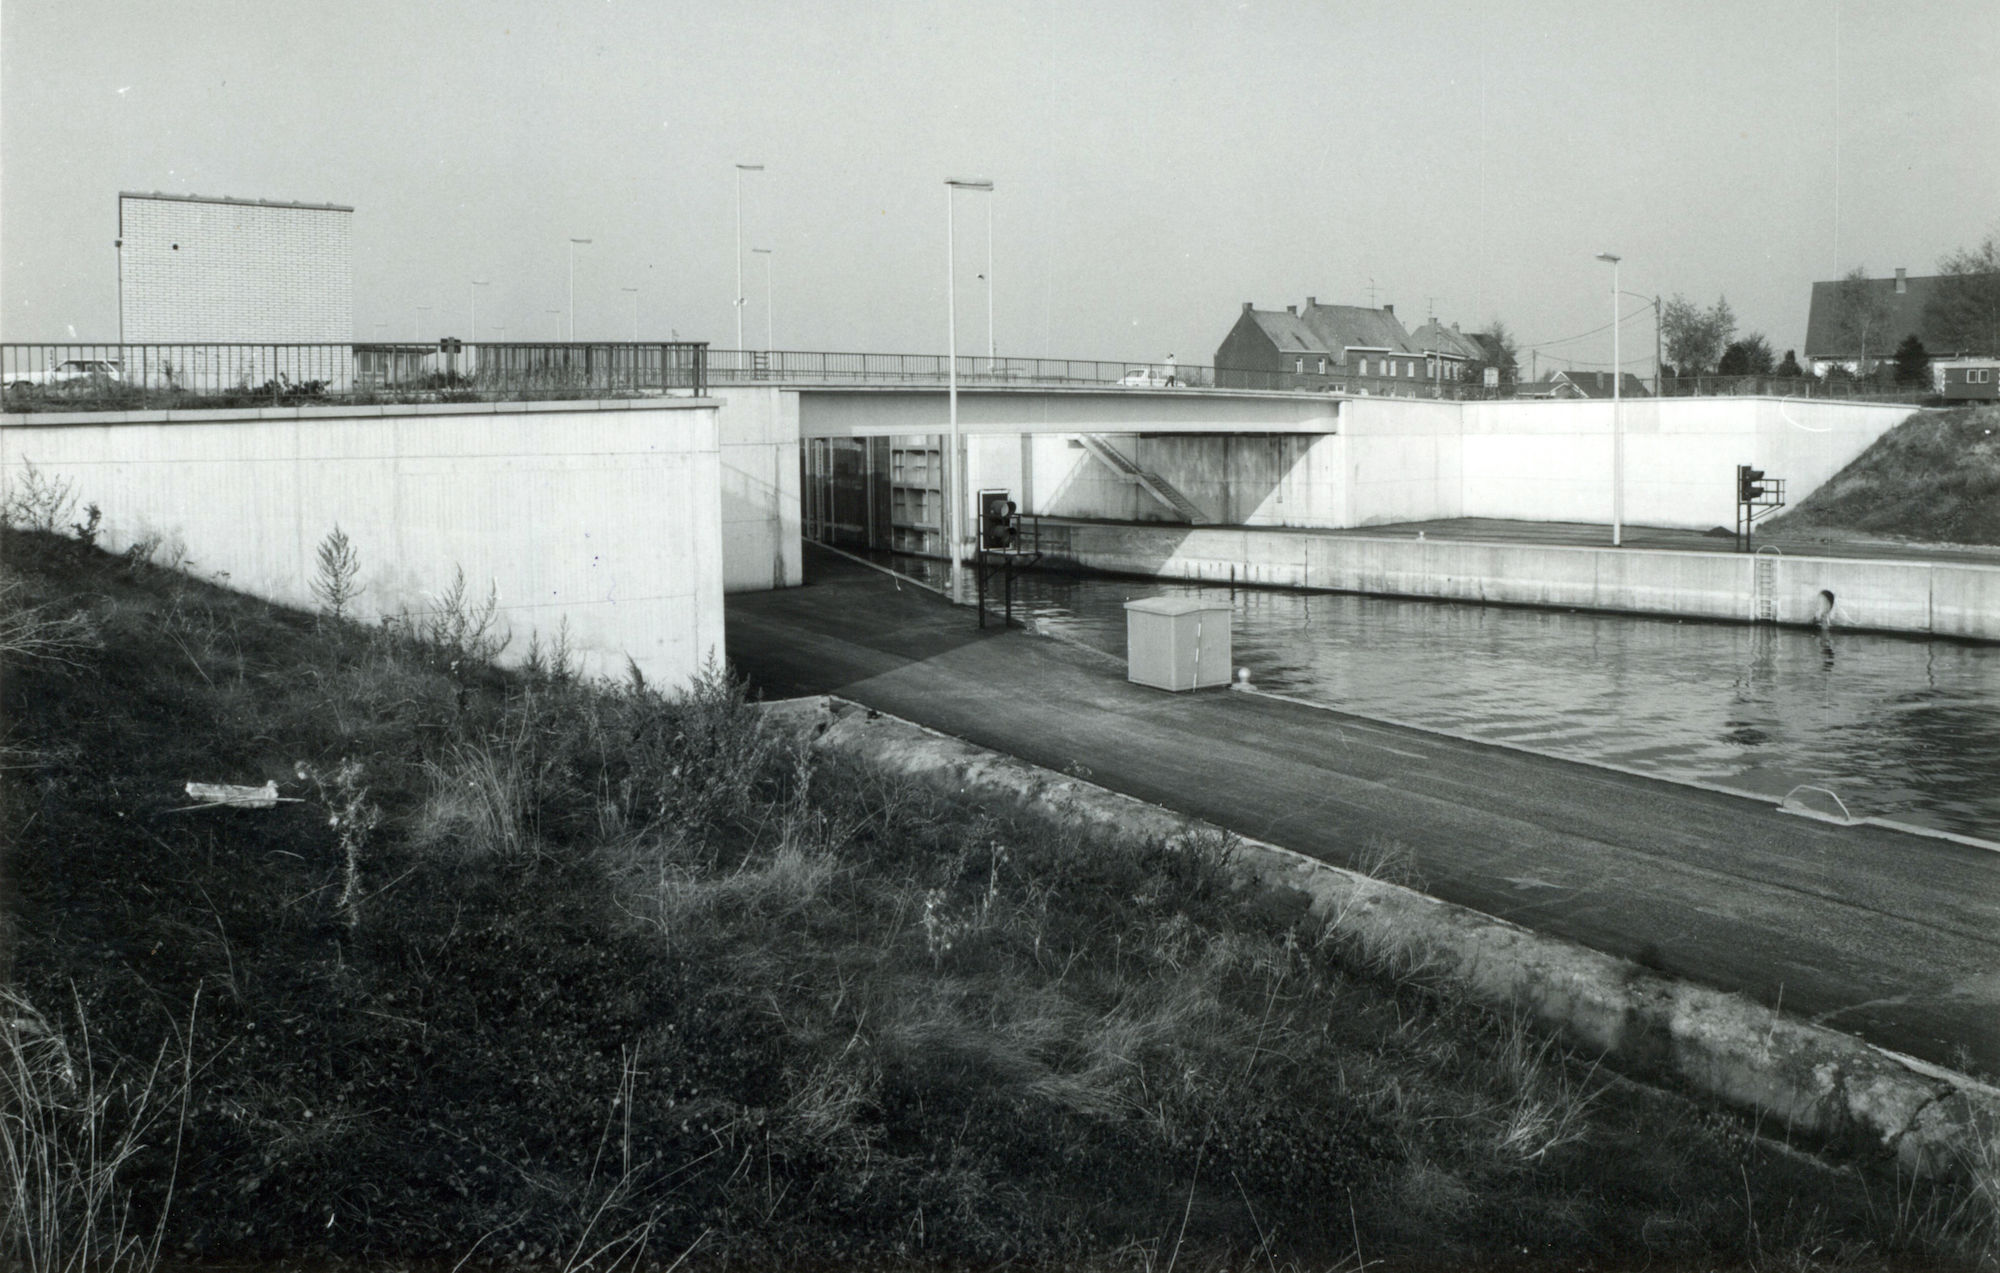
1895;267;1908;294
1286;305;1297;315
1382;303;1394;317
1306;296;1317;308
1243;302;1254;312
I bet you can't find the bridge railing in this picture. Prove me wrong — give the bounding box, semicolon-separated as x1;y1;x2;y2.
0;341;709;412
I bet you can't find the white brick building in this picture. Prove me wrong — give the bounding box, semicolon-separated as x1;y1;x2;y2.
116;192;355;388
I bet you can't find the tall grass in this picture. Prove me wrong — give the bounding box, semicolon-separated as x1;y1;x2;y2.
5;523;1997;1270
0;989;192;1273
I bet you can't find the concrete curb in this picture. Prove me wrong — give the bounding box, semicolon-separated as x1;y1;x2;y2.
758;694;2000;1184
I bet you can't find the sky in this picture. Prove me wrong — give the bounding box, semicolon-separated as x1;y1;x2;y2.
3;0;1996;374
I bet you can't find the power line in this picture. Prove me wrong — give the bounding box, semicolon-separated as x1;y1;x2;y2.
1518;300;1658;351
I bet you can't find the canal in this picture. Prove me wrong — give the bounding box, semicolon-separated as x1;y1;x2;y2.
867;552;2000;843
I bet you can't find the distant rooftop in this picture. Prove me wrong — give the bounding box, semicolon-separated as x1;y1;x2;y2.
119;190;355;214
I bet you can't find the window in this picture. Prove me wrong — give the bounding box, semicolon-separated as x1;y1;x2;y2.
1295;358;1304;373
1359;358;1369;375
1318;357;1327;373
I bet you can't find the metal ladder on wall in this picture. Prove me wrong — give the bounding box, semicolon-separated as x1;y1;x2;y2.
1752;547;1781;623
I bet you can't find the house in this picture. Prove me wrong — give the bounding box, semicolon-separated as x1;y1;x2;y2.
1544;370;1650;399
1213;302;1339;389
1298;300;1421;379
1407;319;1487;385
1802;267;1993;376
1213;298;1422;390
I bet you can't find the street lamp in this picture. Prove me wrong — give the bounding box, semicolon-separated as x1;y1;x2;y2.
1596;252;1623;547
623;287;640;342
946;177;994;603
567;239;592;341
751;248;774;352
734;163;765;352
983;196;995;371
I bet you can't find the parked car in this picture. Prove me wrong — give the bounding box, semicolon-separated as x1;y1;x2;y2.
1118;367;1174;388
7;358;124;392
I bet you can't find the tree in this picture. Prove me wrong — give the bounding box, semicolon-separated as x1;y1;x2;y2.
1924;232;2000;356
1459;321;1518;388
1893;335;1932;388
1661;294;1736;377
1717;333;1775;376
1775;349;1805;378
1829;266;1894;374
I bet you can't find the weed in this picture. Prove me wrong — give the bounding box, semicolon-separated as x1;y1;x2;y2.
68;505;100;549
0;987;192;1273
309;525;364;621
2;461;78;534
294;758;383;927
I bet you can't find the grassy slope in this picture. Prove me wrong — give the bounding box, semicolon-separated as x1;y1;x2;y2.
1771;404;2000;546
4;527;1995;1271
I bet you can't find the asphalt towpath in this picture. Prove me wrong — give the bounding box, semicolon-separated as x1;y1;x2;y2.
726;546;2000;1075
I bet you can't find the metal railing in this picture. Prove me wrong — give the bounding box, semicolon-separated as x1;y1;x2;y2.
0;341;708;411
2;340;1929;413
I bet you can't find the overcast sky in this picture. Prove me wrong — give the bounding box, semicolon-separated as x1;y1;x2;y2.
4;0;1995;372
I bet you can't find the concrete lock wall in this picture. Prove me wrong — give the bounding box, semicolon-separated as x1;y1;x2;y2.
1448;397;1914;532
1040;521;2000;640
713;387;803;592
0;399;728;689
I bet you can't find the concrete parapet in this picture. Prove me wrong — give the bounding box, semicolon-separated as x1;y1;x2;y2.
1042;521;2000;641
761;694;2000;1182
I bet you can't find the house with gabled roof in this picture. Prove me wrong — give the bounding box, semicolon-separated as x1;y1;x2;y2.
1407;319;1487;385
1542;369;1650;399
1213;302;1341;389
1298;299;1421;379
1213;297;1423;390
1802;267;1992;376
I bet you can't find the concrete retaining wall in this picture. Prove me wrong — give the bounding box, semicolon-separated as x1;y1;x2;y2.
762;694;2000;1182
714;387;803;592
1036;520;2000;640
0;398;727;689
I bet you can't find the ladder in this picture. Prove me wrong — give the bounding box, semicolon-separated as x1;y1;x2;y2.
1752;549;1780;623
1076;435;1214;524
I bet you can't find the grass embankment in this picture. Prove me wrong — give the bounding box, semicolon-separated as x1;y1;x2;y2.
1770;405;2000;547
4;525;1997;1271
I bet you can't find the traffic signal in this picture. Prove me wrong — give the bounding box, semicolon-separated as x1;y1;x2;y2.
1738;466;1767;502
980;492;1017;550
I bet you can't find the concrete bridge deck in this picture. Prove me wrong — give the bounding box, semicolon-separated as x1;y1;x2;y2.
727;546;2000;1076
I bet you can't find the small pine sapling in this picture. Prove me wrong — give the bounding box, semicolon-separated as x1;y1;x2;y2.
310;525;364;620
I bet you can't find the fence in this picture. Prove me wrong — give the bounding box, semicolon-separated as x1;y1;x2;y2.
0;341;708;410
2;341;1927;412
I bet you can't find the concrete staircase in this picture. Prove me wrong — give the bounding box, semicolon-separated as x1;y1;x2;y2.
1077;435;1213;524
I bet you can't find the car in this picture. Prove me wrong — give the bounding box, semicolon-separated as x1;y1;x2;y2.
7;358;124;393
1117;367;1174;388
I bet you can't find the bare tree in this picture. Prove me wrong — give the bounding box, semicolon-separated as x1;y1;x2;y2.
1829;267;1894;375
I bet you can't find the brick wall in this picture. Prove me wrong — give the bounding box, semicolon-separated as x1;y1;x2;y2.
119;194;353;343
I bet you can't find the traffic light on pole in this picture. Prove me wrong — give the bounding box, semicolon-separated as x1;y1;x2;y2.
1738;466;1767;502
980;491;1016;550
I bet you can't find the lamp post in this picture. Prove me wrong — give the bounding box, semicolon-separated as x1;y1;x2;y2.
567;239;592;341
751;248;774;352
623;287;640;342
469;279;489;340
1596;252;1623;546
734;163;764;352
946;177;994;603
548;309;563;340
416;305;433;342
983;196;995;372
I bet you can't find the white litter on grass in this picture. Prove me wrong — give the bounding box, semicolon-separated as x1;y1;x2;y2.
182;780;290;809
